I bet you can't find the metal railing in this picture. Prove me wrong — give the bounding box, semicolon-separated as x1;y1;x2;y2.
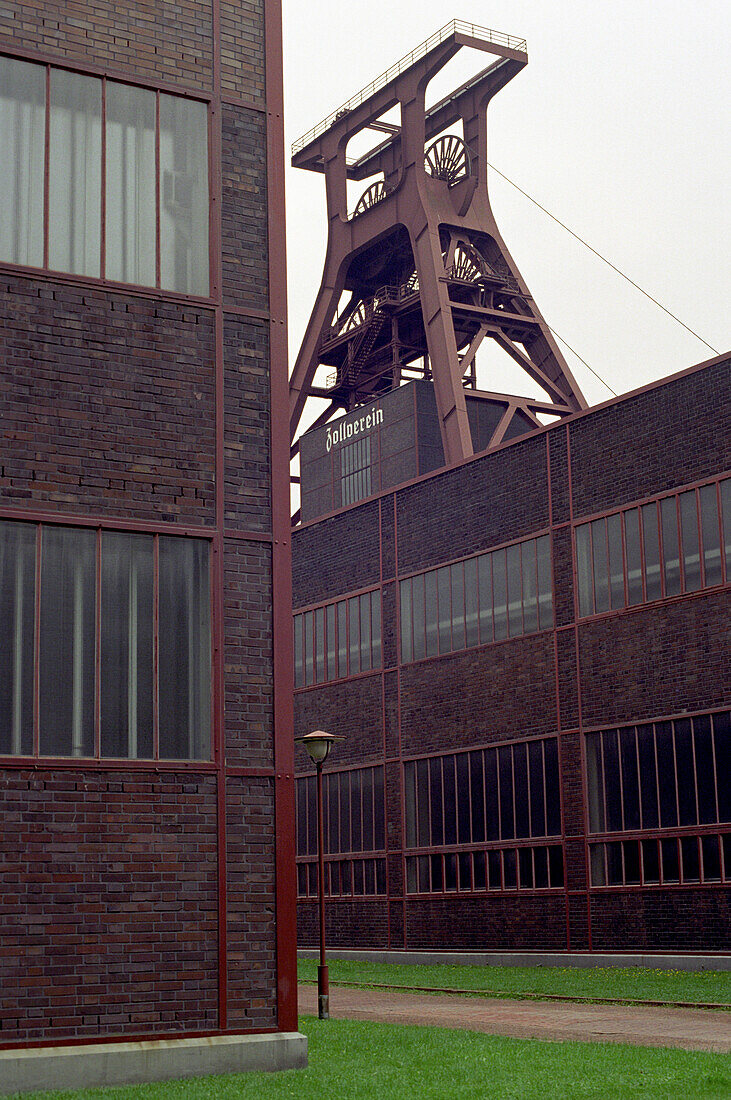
292;20;526;156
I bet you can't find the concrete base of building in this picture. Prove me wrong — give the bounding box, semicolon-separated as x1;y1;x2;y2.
298;948;731;972
0;1031;307;1095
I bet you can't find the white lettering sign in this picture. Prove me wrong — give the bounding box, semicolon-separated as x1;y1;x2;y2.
326;406;384;452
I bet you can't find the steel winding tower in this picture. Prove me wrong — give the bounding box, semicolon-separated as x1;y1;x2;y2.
289;20;587;468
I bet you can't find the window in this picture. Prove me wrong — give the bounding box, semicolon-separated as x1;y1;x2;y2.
294;588;382;687
340;436;372;506
586;710;730;887
0;519;211;759
0;55;209;294
575;478;729;618
403;739;564;895
296;765;386;897
399;534;552;664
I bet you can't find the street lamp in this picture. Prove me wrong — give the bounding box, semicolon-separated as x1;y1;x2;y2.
295;729;344;1020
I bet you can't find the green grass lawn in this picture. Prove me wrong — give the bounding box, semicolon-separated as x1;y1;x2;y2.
297;957;731;1006
15;1017;731;1099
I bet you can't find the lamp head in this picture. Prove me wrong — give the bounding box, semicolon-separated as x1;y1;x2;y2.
295;729;344;765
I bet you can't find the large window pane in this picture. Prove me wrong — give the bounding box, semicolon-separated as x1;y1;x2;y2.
39;526;96;756
337;599;348;676
359;591;371;671
506;543;522;637
575;524;593;617
660;497;681;597
0;57;45;267
424;569;438;657
464;557;479;648
370;591;381;669
606;514;625;610
293;615;303;688
100;532;153;758
437;566;451;653
721;479;731;579
158;537;211;759
314;606;325;682
591;518;609;613
679;490;701;592
477;553;493;642
0;521;36;755
399;580;412;664
521;540;538;634
326;603;337;680
641;503;662;601
492;549;507;640
536;535;553;629
105;81;156;285
159;94;209;295
623;509;643;605
412;573;425;660
49;69;101;277
699;484;722;586
451;562;465;650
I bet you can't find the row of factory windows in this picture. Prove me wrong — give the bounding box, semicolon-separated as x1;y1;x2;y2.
576;477;730;617
294;478;729;687
295;708;729;896
1;55;209;295
0;520;211;760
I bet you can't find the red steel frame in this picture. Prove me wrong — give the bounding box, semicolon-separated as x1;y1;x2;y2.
0;0;298;1047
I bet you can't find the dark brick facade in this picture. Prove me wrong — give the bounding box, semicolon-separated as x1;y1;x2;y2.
294;356;731;954
0;0;292;1049
0;0;214;92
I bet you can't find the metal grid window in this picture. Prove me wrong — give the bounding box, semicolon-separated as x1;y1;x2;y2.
575;477;730;619
399;533;553;664
340;436;372;506
0;54;210;295
293;588;382;688
0;519;211;760
403;739;564;895
586;710;730;887
296;765;386;897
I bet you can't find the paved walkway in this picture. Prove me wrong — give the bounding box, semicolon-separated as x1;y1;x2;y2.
298;983;731;1053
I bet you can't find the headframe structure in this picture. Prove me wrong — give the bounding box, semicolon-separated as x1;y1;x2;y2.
289;20;587;475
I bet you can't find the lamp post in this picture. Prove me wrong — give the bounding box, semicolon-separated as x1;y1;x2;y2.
294;729;343;1020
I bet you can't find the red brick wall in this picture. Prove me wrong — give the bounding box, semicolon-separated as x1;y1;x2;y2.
0;770;219;1042
0;275;216;524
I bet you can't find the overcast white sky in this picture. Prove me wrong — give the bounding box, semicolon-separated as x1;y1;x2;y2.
282;0;729;432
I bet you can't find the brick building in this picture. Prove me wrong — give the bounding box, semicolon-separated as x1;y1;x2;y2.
0;0;303;1085
293;355;730;954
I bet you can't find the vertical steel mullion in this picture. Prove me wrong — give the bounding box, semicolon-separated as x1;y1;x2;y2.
510;744;516;840
598;732;608;837
542;739;549;836
519;542;525;635
94;527;102;759
33;525;42;756
489;550;495;642
637;507;647;603
43;66;50;270
689;717;700;829
635;725;643;830
152;534;160;759
100;77;106;279
154;90;161;288
526;742;533;838
652;723;661;832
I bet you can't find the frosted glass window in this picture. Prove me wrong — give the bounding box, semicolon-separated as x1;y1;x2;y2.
0;57;45;267
100;532;153;758
158;537;211;759
679;490;701;592
105;81;156;285
575;524;593;616
159;93;209;295
536;535;553;630
0;521;36;755
39;526;96;757
641;503;662;601
699;484;722;586
49;69;101;277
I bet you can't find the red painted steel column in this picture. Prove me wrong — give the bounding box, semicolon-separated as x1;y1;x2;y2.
265;0;299;1035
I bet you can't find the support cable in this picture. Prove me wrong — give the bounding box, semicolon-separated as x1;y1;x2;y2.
488;164;720;356
546;326;617;397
